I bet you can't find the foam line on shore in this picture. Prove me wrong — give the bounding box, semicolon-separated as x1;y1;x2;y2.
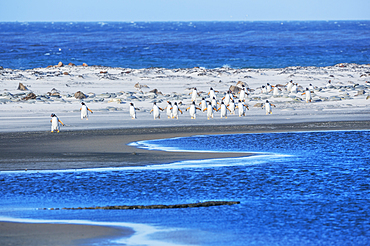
0;154;289;175
0;216;187;246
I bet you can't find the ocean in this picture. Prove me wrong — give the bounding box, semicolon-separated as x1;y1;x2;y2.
0;21;369;70
0;130;369;245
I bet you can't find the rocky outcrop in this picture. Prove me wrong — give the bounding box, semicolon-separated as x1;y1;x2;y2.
44;201;240;210
17;82;28;91
74;91;87;99
22;92;36;100
229;85;241;94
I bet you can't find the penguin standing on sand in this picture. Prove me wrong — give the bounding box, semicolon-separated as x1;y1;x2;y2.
228;98;236;115
290;83;298;94
266;83;272;91
271;85;281;96
302;88;312;103
236;100;249;117
50;113;65;133
204;101;217;120
189;87;200;102
326;80;333;88
171;102;183;119
80;102;93;120
239;86;247;102
199;97;207;112
218;101;230;119
211;97;218;108
208;87;218;101
261;85;267;94
129;102;138;119
222;91;232;105
165;101;173;119
262;100;276;115
150;102;163;119
186;101;201;119
286;80;293;92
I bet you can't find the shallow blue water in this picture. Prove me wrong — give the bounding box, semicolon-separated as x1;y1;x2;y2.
0;130;369;245
1;21;369;69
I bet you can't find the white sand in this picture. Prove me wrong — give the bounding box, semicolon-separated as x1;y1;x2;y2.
0;63;369;132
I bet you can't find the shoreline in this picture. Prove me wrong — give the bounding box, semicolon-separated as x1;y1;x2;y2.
0;120;369;171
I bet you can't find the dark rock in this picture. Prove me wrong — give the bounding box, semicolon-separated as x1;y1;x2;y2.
74;91;87;99
22;92;36;100
17;82;28;91
229;85;241;94
149;88;162;95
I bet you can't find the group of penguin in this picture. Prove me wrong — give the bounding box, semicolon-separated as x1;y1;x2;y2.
50;80;316;132
50;102;92;133
131;86;277;121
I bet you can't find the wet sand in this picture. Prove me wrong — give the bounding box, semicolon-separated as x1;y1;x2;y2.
0;120;369;245
0;120;369;171
0;222;133;246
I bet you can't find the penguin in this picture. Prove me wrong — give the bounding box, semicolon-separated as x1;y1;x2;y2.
309;83;314;91
150;102;163;119
199;97;207;112
228;98;236;115
291;83;298;94
222;91;232;105
271;85;281;96
208;87;218;100
165;101;173;119
261;85;267;94
239;86;247;102
301;88;312;103
50;113;65;133
80;102;93;120
189;87;200;102
186;101;201;119
286;80;293;92
236;100;249;117
266;83;272;91
172;102;183;119
211;97;218;108
129;102;138;119
326;80;333;88
204;101;216;120
262;100;276;115
218;101;230;119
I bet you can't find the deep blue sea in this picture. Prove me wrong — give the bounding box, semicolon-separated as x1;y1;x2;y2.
0;21;369;70
0;131;369;245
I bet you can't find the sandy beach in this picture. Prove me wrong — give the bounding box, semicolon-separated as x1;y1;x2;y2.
1;64;369;245
0;222;133;246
